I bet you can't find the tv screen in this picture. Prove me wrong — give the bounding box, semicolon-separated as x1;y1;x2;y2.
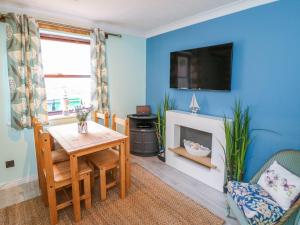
170;43;233;91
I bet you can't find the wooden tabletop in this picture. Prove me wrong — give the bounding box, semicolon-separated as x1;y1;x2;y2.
48;121;127;154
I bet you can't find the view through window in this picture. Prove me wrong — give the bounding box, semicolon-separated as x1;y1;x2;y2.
40;32;91;116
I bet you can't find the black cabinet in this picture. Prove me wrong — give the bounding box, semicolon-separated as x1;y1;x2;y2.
127;114;158;156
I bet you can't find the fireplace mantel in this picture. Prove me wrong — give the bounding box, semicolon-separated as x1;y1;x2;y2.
166;110;227;192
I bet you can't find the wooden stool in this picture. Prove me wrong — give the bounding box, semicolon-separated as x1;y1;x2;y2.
88;114;130;200
88;149;119;200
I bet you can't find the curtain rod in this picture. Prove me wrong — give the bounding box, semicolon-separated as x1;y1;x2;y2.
37;20;122;38
0;15;122;38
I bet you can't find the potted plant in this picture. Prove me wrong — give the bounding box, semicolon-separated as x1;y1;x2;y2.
155;94;175;162
75;105;93;134
223;100;251;186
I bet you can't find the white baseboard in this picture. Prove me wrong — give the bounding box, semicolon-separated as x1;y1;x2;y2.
0;176;40;209
0;175;38;190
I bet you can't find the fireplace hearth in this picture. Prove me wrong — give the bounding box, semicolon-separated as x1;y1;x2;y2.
166;110;229;192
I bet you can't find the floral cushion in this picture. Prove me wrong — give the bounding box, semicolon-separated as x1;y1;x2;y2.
228;181;285;225
257;161;300;210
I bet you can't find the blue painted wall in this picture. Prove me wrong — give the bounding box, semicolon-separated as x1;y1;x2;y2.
146;0;300;180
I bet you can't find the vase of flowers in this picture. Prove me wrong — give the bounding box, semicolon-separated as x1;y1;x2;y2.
75;105;93;134
78;120;88;133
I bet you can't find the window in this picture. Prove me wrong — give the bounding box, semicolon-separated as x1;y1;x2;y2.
40;31;91;116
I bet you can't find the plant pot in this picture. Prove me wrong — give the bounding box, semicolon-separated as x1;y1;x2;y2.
223;174;231;193
223;184;228;193
78;121;88;134
157;147;166;162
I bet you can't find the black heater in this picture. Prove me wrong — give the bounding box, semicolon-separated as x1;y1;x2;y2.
127;113;158;157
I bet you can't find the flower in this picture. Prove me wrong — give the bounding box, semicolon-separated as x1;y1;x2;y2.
74;104;93;122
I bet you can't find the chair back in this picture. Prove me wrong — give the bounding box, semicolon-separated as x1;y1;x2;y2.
32;118;43;187
111;114;129;135
111;114;130;155
250;149;300;184
39;130;55;188
250;149;300;225
32;117;41;155
92;111;109;127
111;114;131;189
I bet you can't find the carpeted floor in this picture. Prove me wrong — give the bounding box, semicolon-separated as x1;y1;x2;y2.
0;163;224;225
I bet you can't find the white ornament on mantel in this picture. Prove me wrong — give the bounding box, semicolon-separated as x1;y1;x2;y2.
189;94;200;114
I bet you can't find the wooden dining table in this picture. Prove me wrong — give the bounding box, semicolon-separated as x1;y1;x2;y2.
48;120;128;222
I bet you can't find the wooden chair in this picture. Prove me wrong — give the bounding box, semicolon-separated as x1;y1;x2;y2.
32;120;48;205
38;129;92;225
92;111;109;127
87;114;130;201
226;149;300;225
112;114;131;189
32;118;69;204
89;111;109;189
33;118;69;164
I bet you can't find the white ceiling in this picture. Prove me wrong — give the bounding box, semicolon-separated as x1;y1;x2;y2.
0;0;276;37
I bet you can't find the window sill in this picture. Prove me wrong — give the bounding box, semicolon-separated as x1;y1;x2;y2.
49;113;76;120
48;114;77;126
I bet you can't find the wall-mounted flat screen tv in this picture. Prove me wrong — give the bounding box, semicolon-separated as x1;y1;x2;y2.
170;43;233;91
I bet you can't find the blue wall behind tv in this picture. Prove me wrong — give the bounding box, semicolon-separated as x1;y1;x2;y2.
146;0;300;180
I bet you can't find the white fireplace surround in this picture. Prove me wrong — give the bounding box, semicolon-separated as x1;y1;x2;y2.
166;110;227;192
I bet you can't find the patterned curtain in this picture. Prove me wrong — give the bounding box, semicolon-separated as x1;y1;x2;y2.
90;28;109;113
1;13;48;129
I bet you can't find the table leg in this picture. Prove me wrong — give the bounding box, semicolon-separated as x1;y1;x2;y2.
83;173;92;209
119;141;126;199
70;154;81;222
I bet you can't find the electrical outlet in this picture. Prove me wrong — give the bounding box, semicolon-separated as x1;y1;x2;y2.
5;160;15;168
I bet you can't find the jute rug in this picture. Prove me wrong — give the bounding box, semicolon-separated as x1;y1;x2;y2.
0;163;224;225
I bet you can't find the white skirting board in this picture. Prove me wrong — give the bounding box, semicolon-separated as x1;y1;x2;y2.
0;175;38;190
0;176;40;209
166;110;228;192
